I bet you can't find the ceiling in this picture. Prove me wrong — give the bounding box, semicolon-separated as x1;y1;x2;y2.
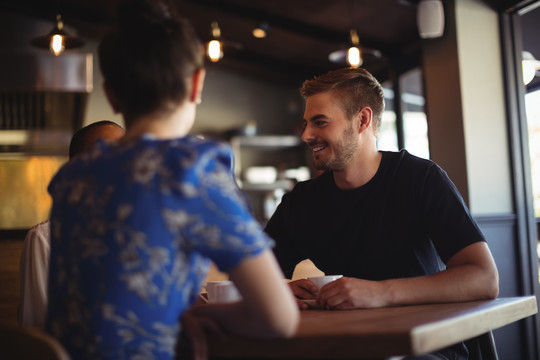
0;0;527;85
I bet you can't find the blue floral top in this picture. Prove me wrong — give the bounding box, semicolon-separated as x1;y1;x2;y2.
46;135;273;360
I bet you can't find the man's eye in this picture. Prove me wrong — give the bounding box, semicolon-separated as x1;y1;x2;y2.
315;121;326;127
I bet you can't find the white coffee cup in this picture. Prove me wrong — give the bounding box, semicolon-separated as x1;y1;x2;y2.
307;275;343;292
204;281;242;303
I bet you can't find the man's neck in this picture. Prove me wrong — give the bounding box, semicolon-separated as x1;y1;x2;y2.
332;148;382;190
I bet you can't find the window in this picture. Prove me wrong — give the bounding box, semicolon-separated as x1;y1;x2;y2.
378;88;398;151
378;68;429;159
525;89;540;218
401;68;429;159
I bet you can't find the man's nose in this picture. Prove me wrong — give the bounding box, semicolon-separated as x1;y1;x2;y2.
301;124;313;144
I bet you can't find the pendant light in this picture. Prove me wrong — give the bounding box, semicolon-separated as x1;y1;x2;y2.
252;22;270;39
347;30;362;68
328;33;381;69
206;21;223;62
328;1;381;68
204;21;242;63
31;14;84;56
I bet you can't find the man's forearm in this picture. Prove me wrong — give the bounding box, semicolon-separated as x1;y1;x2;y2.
382;263;499;306
317;242;499;310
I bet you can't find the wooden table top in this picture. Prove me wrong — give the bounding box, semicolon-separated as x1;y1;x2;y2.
206;296;538;359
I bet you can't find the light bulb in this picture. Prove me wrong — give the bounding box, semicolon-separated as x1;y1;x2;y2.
50;34;65;56
207;40;223;62
347;46;362;68
253;22;269;39
252;28;267;38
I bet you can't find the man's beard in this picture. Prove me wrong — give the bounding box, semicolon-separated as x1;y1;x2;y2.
313;123;357;171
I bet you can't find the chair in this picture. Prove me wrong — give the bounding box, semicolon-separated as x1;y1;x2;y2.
464;331;499;360
0;323;71;360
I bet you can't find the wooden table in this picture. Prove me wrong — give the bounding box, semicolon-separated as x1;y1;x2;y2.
205;296;537;359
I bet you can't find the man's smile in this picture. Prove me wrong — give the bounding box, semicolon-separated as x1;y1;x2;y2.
312;144;327;153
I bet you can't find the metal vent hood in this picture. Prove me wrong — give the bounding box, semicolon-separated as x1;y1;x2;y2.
0;52;93;93
0;52;93;154
0;12;93;154
0;11;93;94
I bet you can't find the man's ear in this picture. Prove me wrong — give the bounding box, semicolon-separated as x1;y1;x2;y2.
190;68;206;104
357;107;373;134
103;81;122;114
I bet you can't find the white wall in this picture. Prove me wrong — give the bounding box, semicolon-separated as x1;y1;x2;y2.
83;40;124;128
456;0;513;214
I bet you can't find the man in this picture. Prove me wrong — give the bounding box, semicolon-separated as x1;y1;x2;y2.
265;68;499;359
19;120;124;328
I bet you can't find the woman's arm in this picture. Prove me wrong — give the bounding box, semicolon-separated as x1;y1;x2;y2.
186;249;299;338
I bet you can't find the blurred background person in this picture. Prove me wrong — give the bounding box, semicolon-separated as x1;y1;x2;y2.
19;120;124;329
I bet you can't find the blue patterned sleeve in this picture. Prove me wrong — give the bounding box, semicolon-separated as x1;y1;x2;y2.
163;140;274;272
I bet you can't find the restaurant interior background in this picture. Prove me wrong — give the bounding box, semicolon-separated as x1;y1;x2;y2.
0;0;539;359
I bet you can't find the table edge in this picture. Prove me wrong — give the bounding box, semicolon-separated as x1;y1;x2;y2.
409;296;538;355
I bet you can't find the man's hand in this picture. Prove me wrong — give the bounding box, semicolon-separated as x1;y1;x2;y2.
288;279;318;310
316;277;389;310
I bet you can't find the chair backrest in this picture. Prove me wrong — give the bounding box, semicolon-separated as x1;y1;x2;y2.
0;323;71;360
464;331;499;360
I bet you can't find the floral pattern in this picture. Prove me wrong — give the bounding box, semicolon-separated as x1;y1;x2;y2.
46;135;272;360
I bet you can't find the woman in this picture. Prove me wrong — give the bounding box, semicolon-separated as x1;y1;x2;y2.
45;0;299;359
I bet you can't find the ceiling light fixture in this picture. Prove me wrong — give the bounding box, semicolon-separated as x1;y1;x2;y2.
205;21;242;63
347;29;361;68
252;22;270;39
206;21;223;62
328;0;381;68
31;14;84;56
328;30;381;69
522;51;540;86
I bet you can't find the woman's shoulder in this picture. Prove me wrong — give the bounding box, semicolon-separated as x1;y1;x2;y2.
153;135;231;154
114;134;233;164
171;136;234;167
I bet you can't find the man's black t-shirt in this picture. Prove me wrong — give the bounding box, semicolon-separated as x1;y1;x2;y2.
265;149;485;280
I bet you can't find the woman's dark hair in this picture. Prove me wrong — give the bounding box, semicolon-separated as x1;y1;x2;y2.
98;0;203;121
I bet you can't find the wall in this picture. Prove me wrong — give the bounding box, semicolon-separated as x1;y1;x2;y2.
477;216;526;360
83;38;304;137
422;0;469;206
423;0;513;215
82;40;123;128
455;0;513;215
